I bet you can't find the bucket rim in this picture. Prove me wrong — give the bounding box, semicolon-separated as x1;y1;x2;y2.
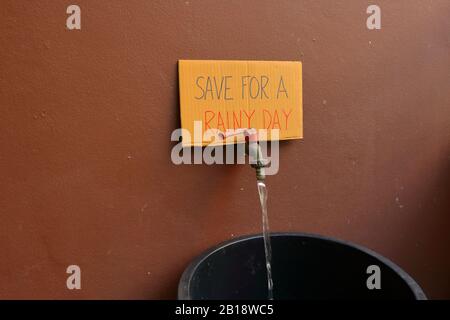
177;232;427;300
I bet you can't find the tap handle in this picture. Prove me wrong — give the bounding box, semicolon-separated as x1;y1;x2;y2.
218;128;258;142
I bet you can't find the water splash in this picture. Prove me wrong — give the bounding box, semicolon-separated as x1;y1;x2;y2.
257;180;274;300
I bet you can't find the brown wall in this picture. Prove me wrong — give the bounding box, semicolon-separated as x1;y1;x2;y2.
0;0;449;299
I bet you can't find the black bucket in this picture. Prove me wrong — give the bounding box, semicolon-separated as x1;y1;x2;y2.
178;233;426;300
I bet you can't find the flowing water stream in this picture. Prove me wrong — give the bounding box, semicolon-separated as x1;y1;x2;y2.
256;180;274;300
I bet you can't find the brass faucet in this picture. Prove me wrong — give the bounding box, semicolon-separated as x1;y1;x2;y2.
218;128;269;180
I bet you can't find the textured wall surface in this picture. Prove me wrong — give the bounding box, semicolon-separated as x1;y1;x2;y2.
0;0;449;299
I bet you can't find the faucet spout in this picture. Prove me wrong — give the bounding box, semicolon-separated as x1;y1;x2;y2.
218;128;269;180
248;140;268;181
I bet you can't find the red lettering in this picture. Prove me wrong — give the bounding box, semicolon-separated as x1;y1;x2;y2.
282;108;293;130
204;110;215;130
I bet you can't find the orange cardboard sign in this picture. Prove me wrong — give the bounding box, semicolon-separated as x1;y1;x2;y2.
178;60;303;146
